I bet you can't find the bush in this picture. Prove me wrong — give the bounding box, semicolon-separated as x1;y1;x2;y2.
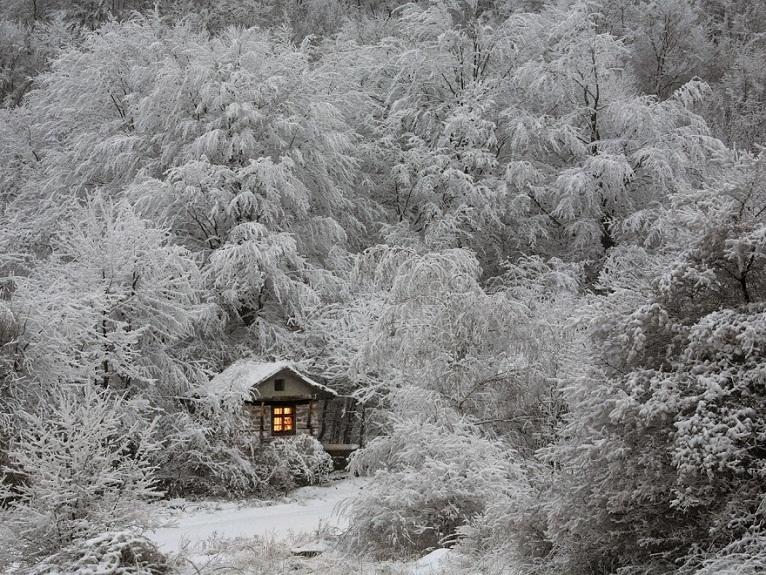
29;531;170;575
540;218;766;573
456;472;553;568
686;532;766;575
154;405;333;497
152;407;268;498
267;434;334;489
339;392;527;559
0;385;160;564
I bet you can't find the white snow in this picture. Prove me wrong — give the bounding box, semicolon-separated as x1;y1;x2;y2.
409;548;461;574
148;478;365;553
208;359;337;398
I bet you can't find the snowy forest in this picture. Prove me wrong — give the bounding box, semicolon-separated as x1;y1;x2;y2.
1;0;765;573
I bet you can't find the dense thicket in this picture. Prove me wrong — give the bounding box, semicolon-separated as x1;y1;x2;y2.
1;1;765;573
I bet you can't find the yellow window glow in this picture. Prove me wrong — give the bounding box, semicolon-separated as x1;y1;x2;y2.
271;404;295;434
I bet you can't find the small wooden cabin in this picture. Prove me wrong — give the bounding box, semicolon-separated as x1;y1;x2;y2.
210;360;338;441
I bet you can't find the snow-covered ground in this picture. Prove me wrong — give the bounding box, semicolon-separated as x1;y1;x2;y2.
410;548;460;575
147;477;466;574
148;477;366;553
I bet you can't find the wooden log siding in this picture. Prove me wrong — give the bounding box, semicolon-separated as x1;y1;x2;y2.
259;400;265;440
294;403;316;436
244;402;322;440
318;399;329;441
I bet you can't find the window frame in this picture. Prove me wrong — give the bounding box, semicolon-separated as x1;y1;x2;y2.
271;404;296;436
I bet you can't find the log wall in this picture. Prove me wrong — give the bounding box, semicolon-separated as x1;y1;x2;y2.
243;402;321;440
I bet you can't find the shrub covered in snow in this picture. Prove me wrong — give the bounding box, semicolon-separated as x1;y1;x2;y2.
151;404;268;498
0;385;160;564
339;388;526;559
28;531;170;575
153;407;333;497
267;434;334;489
541;195;766;573
688;532;766;575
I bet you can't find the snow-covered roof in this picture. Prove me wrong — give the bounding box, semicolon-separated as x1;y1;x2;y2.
208;360;337;399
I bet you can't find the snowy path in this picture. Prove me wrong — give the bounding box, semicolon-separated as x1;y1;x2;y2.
148;478;366;553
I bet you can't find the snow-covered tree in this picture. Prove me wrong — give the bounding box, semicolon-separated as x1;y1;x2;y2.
341;387;527;559
350;0;531;271
9;194;205;394
541;151;766;573
0;385;160;564
1;17;375;352
595;0;711;100
290;244;581;455
0;0;765;571
501;3;724;262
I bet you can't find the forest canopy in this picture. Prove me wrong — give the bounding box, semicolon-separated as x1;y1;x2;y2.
1;1;765;574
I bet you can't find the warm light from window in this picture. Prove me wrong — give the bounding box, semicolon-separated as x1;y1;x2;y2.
272;405;294;434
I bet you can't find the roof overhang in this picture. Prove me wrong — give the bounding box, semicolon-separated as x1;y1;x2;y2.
208;360;338;400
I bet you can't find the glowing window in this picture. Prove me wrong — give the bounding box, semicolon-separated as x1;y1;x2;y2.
271;405;295;435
